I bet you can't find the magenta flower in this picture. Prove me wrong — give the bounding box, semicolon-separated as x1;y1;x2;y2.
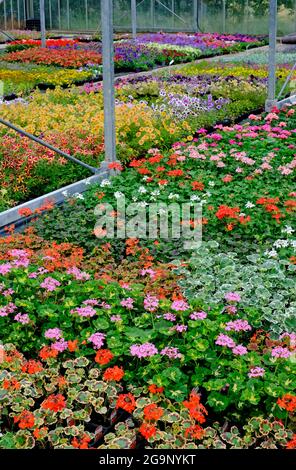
40;277;61;292
0;263;12;275
120;298;134;309
144;295;159;312
71;306;97;317
190;311;207;320
100;302;111;309
110;315;122;322
163;313;176;322
232;345;248;356
160;347;182;359
248;367;265;378
88;332;106;349
225;319;252;332
130;342;158;358
67;266;90;281
0;302;17;317
173;324;188;333
224;292;241;303
44;328;63;340
83;299;99;306
271;346;291;359
171;300;189;311
52;339;68;352
215;333;236;348
14;313;30;324
2;288;14;297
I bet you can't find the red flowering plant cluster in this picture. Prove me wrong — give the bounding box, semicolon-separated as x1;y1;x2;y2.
4;48;103;68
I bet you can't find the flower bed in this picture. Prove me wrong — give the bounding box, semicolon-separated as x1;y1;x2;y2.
0;66;268;211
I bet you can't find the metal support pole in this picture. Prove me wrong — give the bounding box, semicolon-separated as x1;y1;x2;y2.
171;0;175;29
67;0;70;30
3;0;7;30
131;0;137;39
101;0;117;165
265;0;277;111
40;0;46;48
58;0;61;30
85;0;88;30
151;0;155;29
49;0;52;30
193;0;198;32
17;0;20;28
10;0;14;29
222;0;226;33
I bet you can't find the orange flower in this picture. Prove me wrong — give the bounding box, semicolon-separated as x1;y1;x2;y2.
33;427;48;439
139;423;157;440
148;384;164;394
57;376;67;388
185;424;204;440
116;393;136;413
103;366;124;382
143;404;164;421
39;346;59;360
95;349;114;365
192;181;205;191
277;394;296;413
18;207;33;217
14;410;35;429
68;340;78;352
41;394;66;412
183;392;208;423
108;162;123;171
3;378;20;390
71;434;91;449
167;169;184;177
21;360;43;374
286;434;296;449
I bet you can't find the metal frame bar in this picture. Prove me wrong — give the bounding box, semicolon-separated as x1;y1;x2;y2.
10;0;13;29
0;118;99;174
131;0;137;39
266;0;277;111
3;0;7;30
40;0;46;47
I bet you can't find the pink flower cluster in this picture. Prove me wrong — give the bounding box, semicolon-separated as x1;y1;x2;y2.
248;366;265;378
14;313;30;324
160;347;182;359
0;302;17;317
225;319;252;332
88;332;106;349
52;339;68;352
71;306;97;317
190;311;207;320
9;249;30;268
67;266;91;281
224;292;241;303
144;295;159;312
171;300;189;311
44;328;63;340
130;342;158;358
0;263;12;275
271;346;291;359
120;298;134;309
215;334;236;348
40;277;61;292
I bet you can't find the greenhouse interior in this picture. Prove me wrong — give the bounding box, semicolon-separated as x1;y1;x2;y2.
0;0;295;459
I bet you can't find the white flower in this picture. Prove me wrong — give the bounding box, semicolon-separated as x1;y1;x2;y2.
239;213;246;217
114;191;124;199
100;179;111;187
290;240;296;249
62;190;68;198
282;225;294;235
190;195;201;202
168;193;180;200
208;181;215;187
132;196;138;202
206;192;212;197
245;201;255;209
273;239;289;248
137;201;148;208
73;193;84;200
265;249;278;258
138;186;147;194
85;178;92;185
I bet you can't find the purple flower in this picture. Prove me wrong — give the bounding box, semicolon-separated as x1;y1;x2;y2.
0;263;12;275
225;319;252;332
83;299;99;306
44;328;63;340
248;367;265;378
2;288;14;297
0;302;17;317
171;300;189;311
160;347;182;359
280;332;296;343
173;324;188;333
120;298;134;309
163;313;176;322
40;277;61;292
224;292;241;303
52;339;68;352
144;295;159;312
14;313;30;324
67;266;91;281
271;346;291;359
215;333;236;348
232;345;248;356
71;306;97;317
130;342;158;358
88;332;106;349
100;302;111;309
111;315;122;322
190;311;207;320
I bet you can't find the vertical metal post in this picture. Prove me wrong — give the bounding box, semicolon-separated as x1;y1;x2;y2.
40;0;46;47
23;0;26;24
222;0;226;33
101;0;117;165
17;0;21;28
193;0;198;32
151;0;155;30
131;0;137;39
58;0;61;29
171;0;175;29
3;0;7;30
49;0;52;30
67;0;70;30
10;0;14;29
85;0;88;30
265;0;277;111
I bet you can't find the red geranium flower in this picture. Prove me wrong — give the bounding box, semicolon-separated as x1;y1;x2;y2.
148;384;164;394
14;410;35;429
116;393;136;413
41;394;66;412
143;403;164;421
95;349;114;365
103;366;124;382
139;423;157;440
